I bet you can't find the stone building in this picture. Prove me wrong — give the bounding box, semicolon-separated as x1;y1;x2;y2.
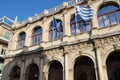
0;16;13;79
2;0;120;80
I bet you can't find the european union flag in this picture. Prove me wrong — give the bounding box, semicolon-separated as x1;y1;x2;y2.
52;17;60;32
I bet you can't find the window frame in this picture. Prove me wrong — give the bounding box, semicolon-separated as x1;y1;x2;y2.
49;20;63;41
98;4;120;28
32;27;42;45
70;15;91;35
18;32;26;48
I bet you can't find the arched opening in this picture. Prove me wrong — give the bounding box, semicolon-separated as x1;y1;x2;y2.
48;60;63;80
70;14;91;35
10;66;20;80
98;2;120;27
32;26;42;45
49;19;63;41
26;63;39;80
18;32;26;48
74;56;96;80
106;50;120;80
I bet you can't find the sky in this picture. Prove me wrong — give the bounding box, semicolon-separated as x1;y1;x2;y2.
0;0;69;22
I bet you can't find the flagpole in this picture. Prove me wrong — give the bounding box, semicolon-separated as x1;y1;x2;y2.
74;0;78;39
52;26;54;46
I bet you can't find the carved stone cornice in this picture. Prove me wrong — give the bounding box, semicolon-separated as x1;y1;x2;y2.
95;35;120;48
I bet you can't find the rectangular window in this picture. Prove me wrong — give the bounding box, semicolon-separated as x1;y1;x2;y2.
86;22;91;31
72;24;75;35
103;15;110;27
109;13;117;25
4;31;10;40
116;10;120;23
98;16;104;28
1;47;6;55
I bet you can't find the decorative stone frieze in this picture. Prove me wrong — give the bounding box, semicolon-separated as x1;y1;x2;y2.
63;42;93;53
95;35;120;47
46;48;63;56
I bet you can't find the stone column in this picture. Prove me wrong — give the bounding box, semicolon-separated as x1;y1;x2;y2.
62;11;71;43
69;69;74;80
25;24;31;47
94;66;98;80
42;17;49;43
103;65;108;80
43;71;48;80
64;52;69;80
91;6;99;28
96;48;104;80
62;69;65;80
39;57;43;80
20;60;25;80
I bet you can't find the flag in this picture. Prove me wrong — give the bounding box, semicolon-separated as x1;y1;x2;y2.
76;5;94;21
52;17;60;32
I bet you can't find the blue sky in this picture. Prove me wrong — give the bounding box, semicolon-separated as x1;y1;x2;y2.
0;0;68;21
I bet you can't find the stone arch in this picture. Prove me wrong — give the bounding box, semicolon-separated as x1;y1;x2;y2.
25;63;39;80
97;0;120;13
106;50;120;80
103;47;115;65
9;65;21;80
74;55;96;80
24;58;39;72
14;30;26;41
8;61;21;75
48;17;63;29
96;0;120;28
49;18;63;40
44;56;64;73
70;53;95;69
29;25;43;37
48;60;63;80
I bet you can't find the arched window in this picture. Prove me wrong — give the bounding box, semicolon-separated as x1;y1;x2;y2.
32;27;42;45
98;4;120;27
18;32;26;48
49;20;63;41
71;14;91;35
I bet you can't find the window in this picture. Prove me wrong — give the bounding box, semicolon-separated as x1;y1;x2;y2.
18;32;26;48
49;20;63;41
71;15;91;35
1;48;6;55
32;27;42;45
4;31;10;40
0;62;3;74
98;4;120;27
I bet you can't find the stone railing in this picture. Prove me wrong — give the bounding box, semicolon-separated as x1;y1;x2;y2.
19;0;87;26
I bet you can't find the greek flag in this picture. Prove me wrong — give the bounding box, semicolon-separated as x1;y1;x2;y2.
52;17;60;32
76;5;94;21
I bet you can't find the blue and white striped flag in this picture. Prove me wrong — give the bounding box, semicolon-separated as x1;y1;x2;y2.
76;6;94;21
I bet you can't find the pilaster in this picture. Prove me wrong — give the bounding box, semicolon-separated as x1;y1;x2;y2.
96;47;105;80
103;65;108;80
64;52;69;80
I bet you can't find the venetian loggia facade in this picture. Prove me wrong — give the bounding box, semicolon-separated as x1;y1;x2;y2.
2;0;120;80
